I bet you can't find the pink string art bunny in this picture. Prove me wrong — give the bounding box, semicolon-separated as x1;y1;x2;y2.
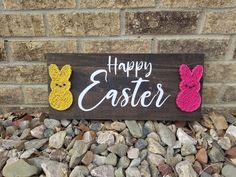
176;64;203;112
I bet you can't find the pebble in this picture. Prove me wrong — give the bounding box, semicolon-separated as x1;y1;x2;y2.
2;159;39;177
66;126;74;136
89;121;103;131
20;148;36;159
222;164;236;177
217;136;231;150
49;131;66;149
226;125;236;139
72;119;79;125
111;121;126;131
91;144;107;154
19;120;30;130
108;143;128;157
115;167;124;177
127;148;139;159
158;162;173;176
43;128;54;138
81;151;93;165
210;129;219;140
91;165;114;177
69;140;89;168
61;120;71;127
208;143;225;163
105;153;117;166
226;146;236;158
193;161;203;174
1;139;21;150
139;160;151;177
181;144;197;156
129;158;141;167
147;138;166;156
125;120;142;138
44;119;61;130
117;156;130;169
24;139;48;150
201;115;214;129
41;160;68;177
20;128;32;140
209;112;228;130
144;121;155;133
196;148;208;164
156;123;176;146
70;166;89;177
147;152;164;166
30;125;46;139
135;139;147;150
0;156;8;171
224;113;236;125
177;128;197;145
50;149;67;161
5;126;15;137
125;167;141;177
191;121;207;133
175;160;197;177
93;154;106;165
97;132;115;146
200;172;212;177
149;164;159;177
83;131;95;143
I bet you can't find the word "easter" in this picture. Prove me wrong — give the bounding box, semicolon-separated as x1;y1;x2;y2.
78;56;171;111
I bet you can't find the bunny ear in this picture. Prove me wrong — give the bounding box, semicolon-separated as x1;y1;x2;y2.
179;64;191;80
49;64;60;80
192;65;203;81
61;64;72;80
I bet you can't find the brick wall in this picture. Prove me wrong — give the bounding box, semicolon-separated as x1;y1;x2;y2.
0;0;236;113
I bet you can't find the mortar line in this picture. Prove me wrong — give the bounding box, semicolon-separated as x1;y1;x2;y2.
151;38;157;53
20;85;27;105
0;34;232;41
155;0;161;8
77;39;82;52
0;61;47;65
203;103;236;107
21;85;48;88
4;40;12;62
0;9;120;14
0;83;47;86
1;6;236;13
76;0;80;9
120;9;126;36
205;60;236;64
43;13;49;37
203;83;236;86
0;104;49;107
196;10;206;34
0;0;3;11
225;35;236;60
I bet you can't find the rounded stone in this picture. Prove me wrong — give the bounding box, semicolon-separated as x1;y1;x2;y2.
127;148;139;159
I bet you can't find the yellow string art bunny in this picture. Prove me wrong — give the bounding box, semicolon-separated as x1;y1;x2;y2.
48;64;73;111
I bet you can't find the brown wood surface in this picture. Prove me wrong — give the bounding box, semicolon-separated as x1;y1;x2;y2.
46;53;204;121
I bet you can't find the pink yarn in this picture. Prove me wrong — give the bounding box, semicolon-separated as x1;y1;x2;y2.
176;64;203;112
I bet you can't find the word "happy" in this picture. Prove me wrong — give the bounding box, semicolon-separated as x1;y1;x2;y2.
107;56;152;78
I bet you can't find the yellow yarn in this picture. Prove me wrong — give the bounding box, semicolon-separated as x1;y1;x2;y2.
48;64;73;111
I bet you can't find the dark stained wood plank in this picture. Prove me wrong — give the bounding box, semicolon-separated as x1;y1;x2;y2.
46;53;204;121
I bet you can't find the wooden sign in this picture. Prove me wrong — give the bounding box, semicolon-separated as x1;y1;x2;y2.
46;54;204;121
